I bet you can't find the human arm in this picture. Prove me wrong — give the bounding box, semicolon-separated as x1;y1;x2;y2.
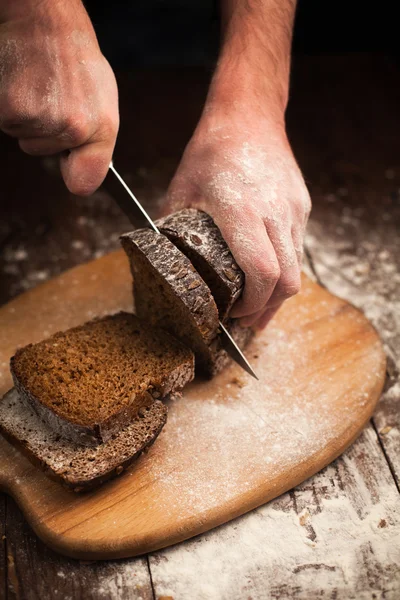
0;0;119;195
164;0;311;327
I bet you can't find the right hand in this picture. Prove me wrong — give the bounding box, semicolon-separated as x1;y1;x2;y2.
0;0;119;195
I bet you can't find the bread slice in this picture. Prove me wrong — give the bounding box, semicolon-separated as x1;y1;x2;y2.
0;388;167;491
158;209;244;322
157;210;253;375
10;312;194;445
121;229;220;372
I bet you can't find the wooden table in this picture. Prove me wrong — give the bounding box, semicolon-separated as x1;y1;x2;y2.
0;55;399;599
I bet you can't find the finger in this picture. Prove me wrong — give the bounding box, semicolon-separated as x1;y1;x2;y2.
60;140;114;196
0;109;67;139
0;115;45;138
292;225;305;267
221;222;280;319
240;301;282;329
264;225;301;309
240;306;265;328
255;304;283;330
13;110;96;155
19;135;78;156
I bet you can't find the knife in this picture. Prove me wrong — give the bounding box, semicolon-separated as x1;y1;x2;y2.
104;162;259;380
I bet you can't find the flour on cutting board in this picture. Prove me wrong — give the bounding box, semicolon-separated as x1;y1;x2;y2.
137;291;383;519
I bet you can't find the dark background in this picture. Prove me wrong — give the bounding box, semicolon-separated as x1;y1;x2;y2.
85;0;399;67
294;0;398;54
0;0;399;305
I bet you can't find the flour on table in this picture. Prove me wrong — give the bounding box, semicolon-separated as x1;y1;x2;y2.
149;425;400;600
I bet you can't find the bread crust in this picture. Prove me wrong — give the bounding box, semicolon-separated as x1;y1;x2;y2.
0;388;168;491
158;209;244;322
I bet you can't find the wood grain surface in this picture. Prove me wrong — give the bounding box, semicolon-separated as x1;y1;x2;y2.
0;54;399;598
0;250;386;560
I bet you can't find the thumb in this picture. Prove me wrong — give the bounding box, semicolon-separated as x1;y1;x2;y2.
60;141;113;196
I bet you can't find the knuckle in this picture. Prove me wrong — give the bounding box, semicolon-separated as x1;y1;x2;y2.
60;115;88;145
303;193;312;216
265;201;290;224
301;185;312;211
0;98;25;130
292;194;308;216
259;260;280;282
287;279;301;296
0;89;20;115
291;178;311;215
277;273;301;299
102;113;119;138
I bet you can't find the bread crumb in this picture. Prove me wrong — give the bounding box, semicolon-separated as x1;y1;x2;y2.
299;511;310;526
379;426;392;435
231;377;245;388
378;519;387;528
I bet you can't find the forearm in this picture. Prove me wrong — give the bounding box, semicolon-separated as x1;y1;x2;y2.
208;0;297;124
165;1;307;327
0;0;83;22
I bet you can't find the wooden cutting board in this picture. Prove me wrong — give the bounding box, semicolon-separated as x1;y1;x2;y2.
0;250;386;560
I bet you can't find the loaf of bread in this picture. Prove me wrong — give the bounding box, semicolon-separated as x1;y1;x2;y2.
122;211;253;377
10;312;194;446
157;209;253;376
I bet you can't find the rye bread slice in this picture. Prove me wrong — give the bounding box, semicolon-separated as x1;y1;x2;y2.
10;312;193;445
157;210;253;375
121;229;220;372
0;388;167;491
158;209;244;322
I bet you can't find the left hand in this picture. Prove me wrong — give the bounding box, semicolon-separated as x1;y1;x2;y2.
163;107;311;329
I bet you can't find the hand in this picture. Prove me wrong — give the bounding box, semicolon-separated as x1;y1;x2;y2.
0;0;119;195
164;109;311;329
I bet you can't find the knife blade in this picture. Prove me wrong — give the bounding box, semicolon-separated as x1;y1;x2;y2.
218;321;259;380
104;162;259;380
105;162;160;234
